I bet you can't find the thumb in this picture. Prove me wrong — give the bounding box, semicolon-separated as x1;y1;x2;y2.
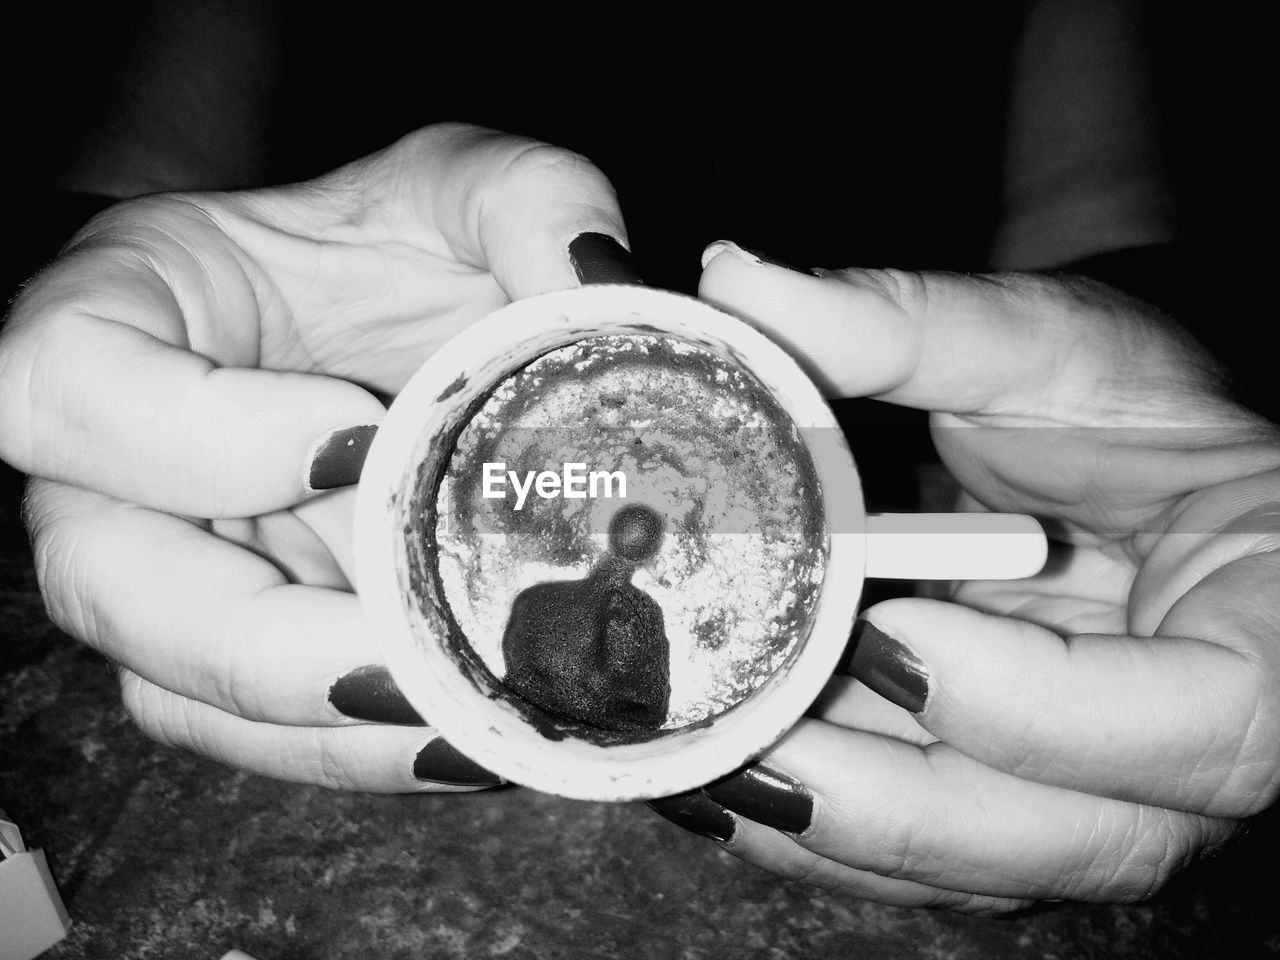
698;240;1124;414
385;124;636;299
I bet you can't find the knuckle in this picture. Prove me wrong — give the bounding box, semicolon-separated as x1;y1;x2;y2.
131;680;234;772
366;123;480;191
397;124;605;192
1143;640;1280;819
118;670;183;750
212;626;272;724
1210;668;1280;817
858;267;932;314
1076;809;1202;902
0;312;51;472
867;804;929;879
391;120;478;158
486;141;615;221
310;730;364;792
0;367;27;469
500;141;600;187
24;481;96;641
2;302;121;477
214;583;304;725
201;658;247;724
117;669;149;726
777;849;836;888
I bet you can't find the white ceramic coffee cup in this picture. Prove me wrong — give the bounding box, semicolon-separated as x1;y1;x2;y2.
353;285;1045;801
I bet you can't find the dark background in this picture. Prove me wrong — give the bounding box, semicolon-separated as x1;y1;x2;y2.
10;6;1016;287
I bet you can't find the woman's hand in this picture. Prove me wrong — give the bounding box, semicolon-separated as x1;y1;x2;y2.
0;123;629;791
649;241;1280;912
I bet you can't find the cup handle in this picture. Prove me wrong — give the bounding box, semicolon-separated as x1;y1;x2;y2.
863;513;1047;581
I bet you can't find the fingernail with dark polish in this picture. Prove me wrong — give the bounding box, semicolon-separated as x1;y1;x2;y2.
413;737;504;787
647;791;736;843
703;765;813;835
329;665;424;724
307;424;379;492
569;232;643;285
742;246;803;271
848;619;929;713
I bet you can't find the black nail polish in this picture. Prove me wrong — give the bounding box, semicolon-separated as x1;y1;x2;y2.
848;619;929;713
568;233;643;285
308;424;378;491
741;246;804;272
703;765;813;835
328;665;424;724
647;791;736;842
413;738;504;787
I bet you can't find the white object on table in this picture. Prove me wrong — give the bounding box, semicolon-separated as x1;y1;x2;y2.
0;809;71;960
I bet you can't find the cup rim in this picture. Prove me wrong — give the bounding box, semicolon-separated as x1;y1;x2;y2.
353;284;866;800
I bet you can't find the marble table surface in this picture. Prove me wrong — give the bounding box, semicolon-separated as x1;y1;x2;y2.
3;459;1278;960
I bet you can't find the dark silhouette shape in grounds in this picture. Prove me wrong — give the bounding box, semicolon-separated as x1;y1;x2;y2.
502;503;671;732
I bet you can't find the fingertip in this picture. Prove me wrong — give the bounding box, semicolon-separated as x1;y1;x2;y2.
697;239;812;292
328;663;424;724
412;735;505;788
700;239;765;271
305;423;380;495
647;790;738;843
697;244;912;399
483;219;632;301
846;617;931;715
568;232;642;285
470;142;629;299
703;764;815;836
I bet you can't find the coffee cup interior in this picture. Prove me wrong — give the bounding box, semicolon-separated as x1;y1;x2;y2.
355;286;867;801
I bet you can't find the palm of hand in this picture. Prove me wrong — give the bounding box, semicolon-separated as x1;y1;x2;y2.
921;393;1280;814
89;191;507;588
954;537;1132;637
112;191;508;397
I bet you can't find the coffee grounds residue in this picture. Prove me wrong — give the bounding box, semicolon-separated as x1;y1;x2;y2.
501;505;670;732
435;335;828;731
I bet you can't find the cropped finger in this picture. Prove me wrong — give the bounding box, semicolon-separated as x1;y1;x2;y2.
370;124;631;299
26;480;414;727
850;598;1276;817
807;675;936;746
0;245;384;516
706;720;1232;902
119;670;501;792
697;240;1206;418
722;817;1033;914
